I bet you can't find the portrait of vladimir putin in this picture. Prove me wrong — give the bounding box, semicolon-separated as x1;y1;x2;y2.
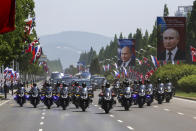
158;28;185;61
117;46;135;68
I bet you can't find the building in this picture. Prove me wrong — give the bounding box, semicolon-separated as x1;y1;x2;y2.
175;6;192;17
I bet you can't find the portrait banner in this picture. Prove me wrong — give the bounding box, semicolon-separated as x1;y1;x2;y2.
157;17;186;61
117;39;136;68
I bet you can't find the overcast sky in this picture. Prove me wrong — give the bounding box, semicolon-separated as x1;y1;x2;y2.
34;0;194;37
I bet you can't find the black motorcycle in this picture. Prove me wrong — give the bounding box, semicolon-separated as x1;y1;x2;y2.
155;83;165;104
41;86;54;109
145;84;154;106
164;82;173;103
78;87;92;111
100;87;115;113
29;87;40;108
59;86;70;110
14;87;27;107
71;85;80;108
138;84;146;108
118;86;132;110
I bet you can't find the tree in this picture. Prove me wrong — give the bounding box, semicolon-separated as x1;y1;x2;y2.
186;1;196;63
90;57;101;75
163;4;169;16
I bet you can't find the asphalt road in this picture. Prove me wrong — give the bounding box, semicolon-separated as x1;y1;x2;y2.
0;90;196;131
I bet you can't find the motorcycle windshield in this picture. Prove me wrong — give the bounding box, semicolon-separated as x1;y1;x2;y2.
105;88;112;97
32;88;38;96
125;87;131;94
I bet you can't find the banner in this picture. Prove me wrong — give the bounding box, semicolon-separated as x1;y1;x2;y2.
157;17;186;61
117;39;136;68
0;0;16;34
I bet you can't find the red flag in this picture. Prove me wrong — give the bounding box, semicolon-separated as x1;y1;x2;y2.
190;46;196;62
143;57;148;64
0;0;16;34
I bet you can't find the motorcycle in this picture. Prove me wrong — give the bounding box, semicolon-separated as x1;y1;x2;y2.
145;84;154;106
53;86;61;107
29;87;40;108
59;86;70;110
71;85;80;108
41;86;54;109
164;82;173;103
138;84;146;108
118;86;132;110
14;87;28;107
99;87;115;113
155;83;165;104
78;87;92;111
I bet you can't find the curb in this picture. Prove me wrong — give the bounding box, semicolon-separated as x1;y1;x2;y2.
174;96;196;101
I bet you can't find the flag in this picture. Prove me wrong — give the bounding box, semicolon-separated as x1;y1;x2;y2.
114;63;118;69
0;0;16;34
151;55;159;67
190;46;196;62
143;57;148;64
114;70;120;78
123;67;128;77
136;58;142;65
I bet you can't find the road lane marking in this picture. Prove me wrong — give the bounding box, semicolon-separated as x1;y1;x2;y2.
0;100;10;106
42;113;46;115
40;122;44;125
164;108;170;111
94;105;98;107
127;126;134;130
177;112;184;115
117;120;123;123
193;117;196;119
153;106;158;108
110;115;114;118
41;117;45;120
99;107;102;110
39;129;43;131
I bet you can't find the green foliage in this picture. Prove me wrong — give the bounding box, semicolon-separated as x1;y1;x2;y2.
47;59;63;72
150;64;196;88
79;47;97;66
64;65;77;75
186;0;196;63
178;75;196;93
90;57;101;75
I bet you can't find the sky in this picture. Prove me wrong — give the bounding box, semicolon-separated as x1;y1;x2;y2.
34;0;194;37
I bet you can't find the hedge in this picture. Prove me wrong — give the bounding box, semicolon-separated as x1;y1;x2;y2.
150;64;196;89
177;75;196;93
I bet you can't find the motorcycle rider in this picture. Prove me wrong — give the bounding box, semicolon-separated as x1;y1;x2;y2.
165;77;175;96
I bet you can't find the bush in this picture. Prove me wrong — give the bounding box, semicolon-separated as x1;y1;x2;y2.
150;64;196;88
178;75;196;93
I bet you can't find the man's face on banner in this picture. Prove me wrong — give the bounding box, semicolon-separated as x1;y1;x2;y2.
121;46;132;62
163;28;179;51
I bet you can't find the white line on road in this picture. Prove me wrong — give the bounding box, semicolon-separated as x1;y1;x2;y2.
117;120;123;123
94;105;98;107
177;112;184;115
42;113;45;115
110;115;114;118
127;126;134;130
40;122;44;125
39;129;43;131
41;117;45;120
153;105;158;108
193;117;196;119
0;100;10;106
164;108;170;111
99;107;102;110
